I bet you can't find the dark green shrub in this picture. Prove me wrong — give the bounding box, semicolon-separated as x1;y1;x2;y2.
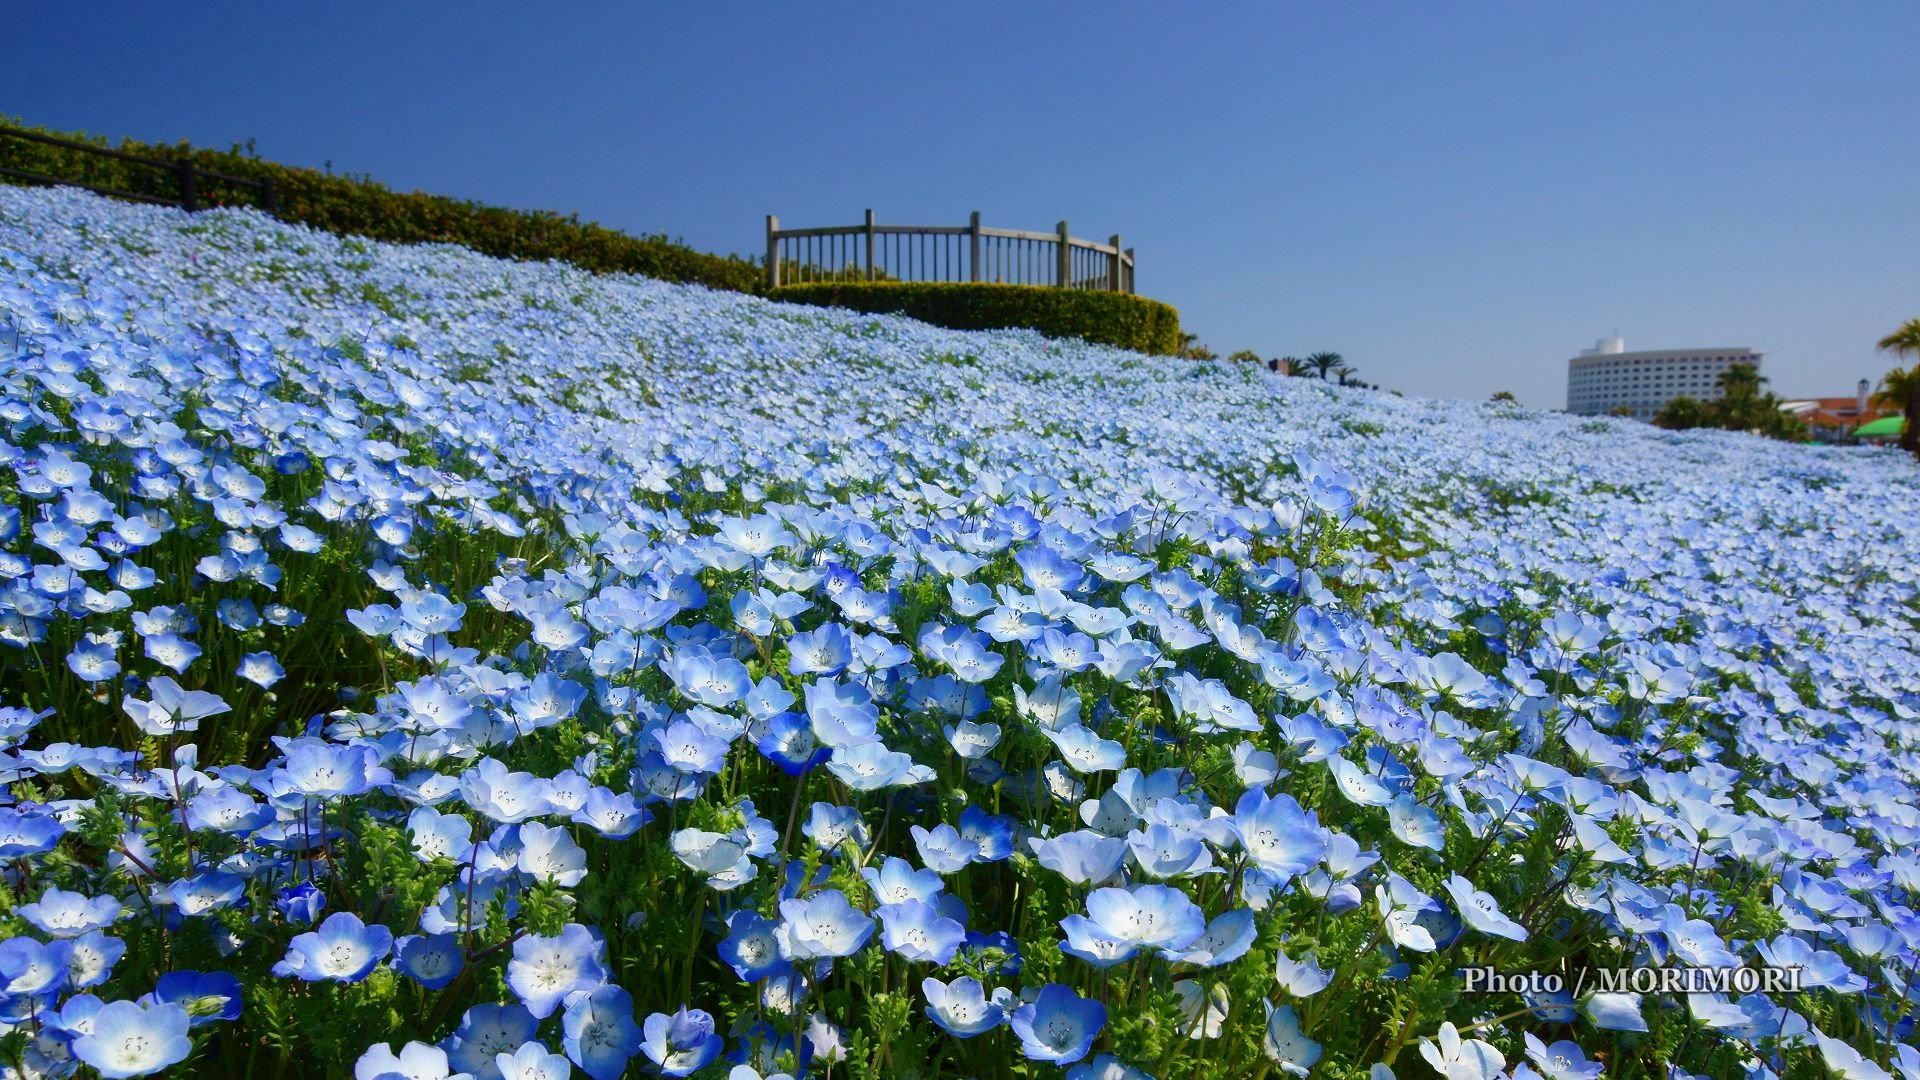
769;281;1182;355
0;117;762;293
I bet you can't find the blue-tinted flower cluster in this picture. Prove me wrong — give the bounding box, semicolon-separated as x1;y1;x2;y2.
2;184;1919;1079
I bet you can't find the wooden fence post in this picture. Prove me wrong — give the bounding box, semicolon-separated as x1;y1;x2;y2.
1056;220;1070;287
1108;234;1122;292
1125;248;1134;293
969;211;981;282
765;215;780;289
865;209;876;281
177;161;197;212
261;180;279;216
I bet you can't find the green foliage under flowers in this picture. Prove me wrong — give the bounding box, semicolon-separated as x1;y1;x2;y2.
769;282;1183;356
0;116;764;294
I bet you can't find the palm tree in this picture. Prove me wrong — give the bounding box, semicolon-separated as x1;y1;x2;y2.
1303;351;1342;381
1875;319;1920;456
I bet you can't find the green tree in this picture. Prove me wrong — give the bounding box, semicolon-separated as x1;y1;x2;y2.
1303;351;1343;381
1226;349;1262;365
1490;390;1517;403
1875;319;1920;456
1653;362;1806;441
1175;331;1216;362
1653;395;1712;429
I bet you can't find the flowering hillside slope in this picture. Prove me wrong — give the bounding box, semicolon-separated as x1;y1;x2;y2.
3;184;1919;1080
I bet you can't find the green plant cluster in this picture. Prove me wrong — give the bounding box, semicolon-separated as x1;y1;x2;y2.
0;117;763;293
770;281;1183;356
1652;362;1808;442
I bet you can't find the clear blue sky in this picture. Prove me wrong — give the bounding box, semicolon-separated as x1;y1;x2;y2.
7;2;1917;406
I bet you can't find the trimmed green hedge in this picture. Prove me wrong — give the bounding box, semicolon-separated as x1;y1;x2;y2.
769;282;1182;356
0;118;762;293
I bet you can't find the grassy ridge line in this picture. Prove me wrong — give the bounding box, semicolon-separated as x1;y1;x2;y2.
771;281;1183;356
0;116;764;293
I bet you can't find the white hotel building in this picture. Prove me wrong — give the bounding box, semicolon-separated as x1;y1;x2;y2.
1565;337;1763;420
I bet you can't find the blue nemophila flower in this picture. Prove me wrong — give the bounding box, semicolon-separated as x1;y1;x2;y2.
1046;723;1128;773
562;984;644;1080
273;911;393;983
824;739;927;791
0;936;66;1000
1232;789;1328;876
184;785;272;835
664;651;752;708
718;909;789;983
18;885;122;937
1078;883;1206;954
72;999;192;1078
910;823;981;874
1376;873;1444;952
445;1003;540;1075
460;757;553;823
1171;908;1257;968
756;712;831;775
671;828;749;884
922;975;1009;1038
862;856;944;905
1419;1021;1506;1080
393;933;466;990
1656;905;1739;968
51;929;126;989
573;787;651;838
1128;822;1214;879
275;882;327;924
1065;1055;1157;1080
517;821;588;886
878;900;967;964
1030;830;1129;886
353;1041;463;1080
803;802;870;851
269;737;390;800
943;718;1002;759
1443;874;1528;942
508;925;610;1019
1015;546;1086;592
1755;933;1866;993
804;678;880;747
655;717;730;776
778;888;875;959
407;807;475;863
1010;984;1105;1065
168;871;245;917
145;970;242;1026
66;636;120;682
493;1041;571;1080
1273;948;1335;997
141;631;202;673
787;622;854;676
640;1006;724;1077
121;675;228;737
0;806;66;857
1261;1002;1322;1076
1522;1032;1603;1080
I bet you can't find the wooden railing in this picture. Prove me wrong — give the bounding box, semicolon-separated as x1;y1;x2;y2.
766;210;1133;292
0;125;278;214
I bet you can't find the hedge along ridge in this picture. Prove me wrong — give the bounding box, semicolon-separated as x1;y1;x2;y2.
0;117;764;293
769;281;1182;356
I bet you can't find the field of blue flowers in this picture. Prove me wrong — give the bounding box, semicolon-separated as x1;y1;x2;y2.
2;184;1918;1080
